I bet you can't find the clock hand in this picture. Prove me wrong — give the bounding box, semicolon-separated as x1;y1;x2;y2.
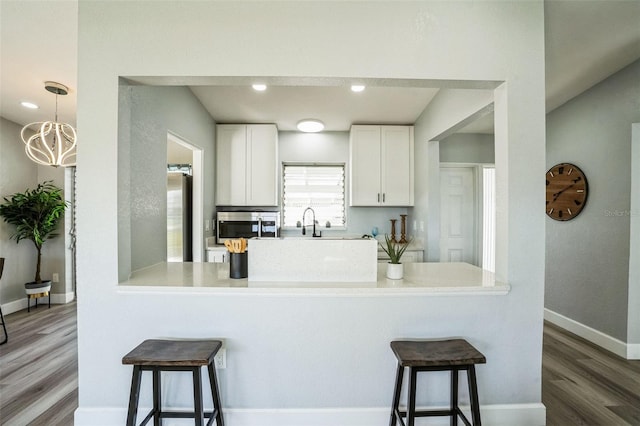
552;182;576;202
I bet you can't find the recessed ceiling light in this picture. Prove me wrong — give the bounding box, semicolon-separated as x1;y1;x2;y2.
252;84;267;91
297;119;325;133
21;101;39;109
351;85;365;92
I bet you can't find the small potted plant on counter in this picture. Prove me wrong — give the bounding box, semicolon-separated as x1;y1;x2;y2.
379;234;413;279
0;181;68;301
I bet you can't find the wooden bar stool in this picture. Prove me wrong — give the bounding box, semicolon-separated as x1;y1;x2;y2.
389;339;486;426
122;339;225;426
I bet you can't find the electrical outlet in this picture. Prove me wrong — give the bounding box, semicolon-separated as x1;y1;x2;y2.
52;273;59;283
214;348;226;369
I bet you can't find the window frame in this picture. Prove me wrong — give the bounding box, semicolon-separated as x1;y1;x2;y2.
281;162;347;230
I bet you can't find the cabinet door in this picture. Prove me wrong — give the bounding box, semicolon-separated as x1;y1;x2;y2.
402;250;423;263
246;124;278;206
381;126;414;206
207;248;229;263
350;125;382;206
216;125;247;205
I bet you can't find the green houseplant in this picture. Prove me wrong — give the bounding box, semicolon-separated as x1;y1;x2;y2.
379;234;413;279
0;181;68;285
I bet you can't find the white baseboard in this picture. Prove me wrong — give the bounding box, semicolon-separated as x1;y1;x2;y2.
51;291;75;304
75;403;546;426
1;298;27;316
627;343;640;359
544;308;640;360
1;291;75;315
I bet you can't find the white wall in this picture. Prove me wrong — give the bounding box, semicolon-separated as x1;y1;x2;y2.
630;123;640;348
0;118;38;304
118;84;215;280
76;1;546;423
546;59;640;342
440;133;495;164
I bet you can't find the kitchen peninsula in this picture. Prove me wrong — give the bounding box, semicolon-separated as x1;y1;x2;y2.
109;260;523;425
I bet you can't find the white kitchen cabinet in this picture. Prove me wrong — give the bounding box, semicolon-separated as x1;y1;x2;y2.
207;246;229;263
350;125;414;206
216;124;278;206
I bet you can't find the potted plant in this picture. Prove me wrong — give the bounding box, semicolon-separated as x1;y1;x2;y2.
0;181;68;295
379;234;413;279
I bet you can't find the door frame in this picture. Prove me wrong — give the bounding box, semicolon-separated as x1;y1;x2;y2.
167;132;204;262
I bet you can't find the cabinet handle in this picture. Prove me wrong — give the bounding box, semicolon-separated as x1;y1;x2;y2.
383;193;386;203
377;193;380;203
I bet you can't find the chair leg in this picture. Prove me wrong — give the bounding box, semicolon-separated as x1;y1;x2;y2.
407;367;417;426
126;366;143;426
467;366;481;426
193;367;204;426
153;368;161;426
207;363;225;426
451;369;458;426
0;305;8;345
389;363;404;426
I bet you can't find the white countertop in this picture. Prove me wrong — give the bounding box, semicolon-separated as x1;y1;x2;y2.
119;262;509;296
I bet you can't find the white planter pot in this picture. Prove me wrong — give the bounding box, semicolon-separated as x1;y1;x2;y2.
386;262;404;280
25;281;52;295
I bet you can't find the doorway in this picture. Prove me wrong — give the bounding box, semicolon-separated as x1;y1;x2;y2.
167;133;204;262
439;164;495;270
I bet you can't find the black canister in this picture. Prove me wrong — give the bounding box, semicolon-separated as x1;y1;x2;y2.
229;252;248;279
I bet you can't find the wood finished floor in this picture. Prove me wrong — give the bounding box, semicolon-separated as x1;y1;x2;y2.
543;322;640;425
1;302;640;425
0;301;77;426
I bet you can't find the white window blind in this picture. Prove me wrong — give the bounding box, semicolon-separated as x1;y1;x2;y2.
283;164;345;228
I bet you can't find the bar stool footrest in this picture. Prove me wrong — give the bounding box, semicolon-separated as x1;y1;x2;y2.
136;409;218;426
394;408;473;423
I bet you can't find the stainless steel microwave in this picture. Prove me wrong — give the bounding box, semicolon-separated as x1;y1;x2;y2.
216;211;280;244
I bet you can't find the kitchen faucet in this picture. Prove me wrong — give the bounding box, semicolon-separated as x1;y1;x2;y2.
302;207;321;237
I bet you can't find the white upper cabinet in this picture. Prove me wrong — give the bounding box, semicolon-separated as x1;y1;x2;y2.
216;124;278;206
350;125;414;206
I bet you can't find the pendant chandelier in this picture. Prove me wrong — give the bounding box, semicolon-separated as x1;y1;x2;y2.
21;81;77;167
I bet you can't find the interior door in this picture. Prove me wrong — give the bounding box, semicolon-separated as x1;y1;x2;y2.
440;166;478;265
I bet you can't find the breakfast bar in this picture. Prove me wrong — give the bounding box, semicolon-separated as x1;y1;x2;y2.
82;261;535;425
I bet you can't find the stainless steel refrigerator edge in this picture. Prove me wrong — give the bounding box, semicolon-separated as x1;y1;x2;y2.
167;173;192;262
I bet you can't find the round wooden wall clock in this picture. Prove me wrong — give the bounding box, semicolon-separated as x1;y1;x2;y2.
546;163;588;221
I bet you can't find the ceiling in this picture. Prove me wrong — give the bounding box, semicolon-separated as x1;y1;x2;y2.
1;1;639;134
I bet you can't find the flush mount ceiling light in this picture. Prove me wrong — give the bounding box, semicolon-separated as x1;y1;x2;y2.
21;101;39;109
252;83;267;91
297;119;325;133
350;84;366;92
21;81;76;167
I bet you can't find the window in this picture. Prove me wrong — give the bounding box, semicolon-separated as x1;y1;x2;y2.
282;164;345;228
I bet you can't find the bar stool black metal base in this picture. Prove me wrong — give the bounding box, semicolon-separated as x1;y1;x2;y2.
127;365;222;426
123;339;225;426
389;339;486;426
390;365;481;426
